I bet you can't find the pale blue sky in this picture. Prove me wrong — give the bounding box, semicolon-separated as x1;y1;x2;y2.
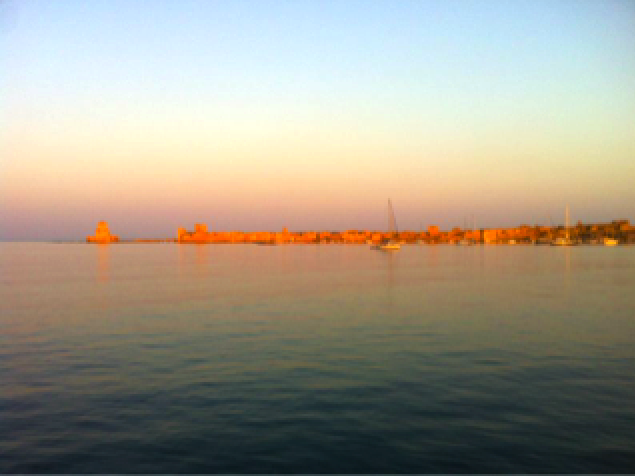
1;0;634;239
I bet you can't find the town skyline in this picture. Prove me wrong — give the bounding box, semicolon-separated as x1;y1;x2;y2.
84;218;634;246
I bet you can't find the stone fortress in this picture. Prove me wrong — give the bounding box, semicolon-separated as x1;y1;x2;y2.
86;221;119;243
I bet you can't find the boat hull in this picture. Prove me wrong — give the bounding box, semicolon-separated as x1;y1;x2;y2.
372;243;401;251
551;240;576;246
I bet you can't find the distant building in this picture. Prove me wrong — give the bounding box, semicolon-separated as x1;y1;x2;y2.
86;221;119;243
483;229;499;244
178;223;213;243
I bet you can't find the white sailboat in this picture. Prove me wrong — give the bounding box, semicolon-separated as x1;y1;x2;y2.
551;204;576;246
373;199;401;251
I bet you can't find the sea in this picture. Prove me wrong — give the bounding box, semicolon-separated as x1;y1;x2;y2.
1;242;634;473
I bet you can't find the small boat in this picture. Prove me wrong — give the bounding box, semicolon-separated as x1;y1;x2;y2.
604;237;618;246
552;237;575;246
373;199;400;251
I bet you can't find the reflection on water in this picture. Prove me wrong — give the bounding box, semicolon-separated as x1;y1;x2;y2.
195;243;210;275
565;246;571;289
1;243;635;473
96;244;109;282
178;243;212;279
381;250;396;299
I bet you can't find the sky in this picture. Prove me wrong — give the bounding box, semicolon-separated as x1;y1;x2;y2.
1;0;634;240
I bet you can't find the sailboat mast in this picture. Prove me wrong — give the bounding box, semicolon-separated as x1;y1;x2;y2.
566;204;570;240
388;199;398;235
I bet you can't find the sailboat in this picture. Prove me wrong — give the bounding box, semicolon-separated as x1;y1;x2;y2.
373;199;401;251
551;204;576;246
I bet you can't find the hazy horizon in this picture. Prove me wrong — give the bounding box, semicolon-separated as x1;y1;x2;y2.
2;0;634;241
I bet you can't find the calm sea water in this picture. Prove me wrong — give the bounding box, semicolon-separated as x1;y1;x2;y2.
2;242;635;473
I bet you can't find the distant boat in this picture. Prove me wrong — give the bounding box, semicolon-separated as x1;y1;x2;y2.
552;237;575;246
604;237;618;246
373;199;401;251
551;204;576;246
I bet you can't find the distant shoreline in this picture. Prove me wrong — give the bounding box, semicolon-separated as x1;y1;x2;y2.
79;219;635;245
